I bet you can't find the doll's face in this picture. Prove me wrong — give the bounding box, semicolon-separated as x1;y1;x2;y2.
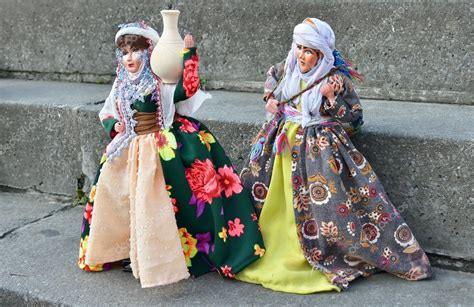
296;44;320;73
121;46;144;74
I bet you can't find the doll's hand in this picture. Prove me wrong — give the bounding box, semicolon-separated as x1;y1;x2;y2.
184;35;195;48
329;75;344;94
320;82;336;101
114;121;125;133
265;98;280;114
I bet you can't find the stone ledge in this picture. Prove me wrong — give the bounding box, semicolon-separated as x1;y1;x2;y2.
204;81;474;105
0;79;472;262
1;76;472;106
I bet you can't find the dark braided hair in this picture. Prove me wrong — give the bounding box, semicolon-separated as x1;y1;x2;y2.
116;34;150;50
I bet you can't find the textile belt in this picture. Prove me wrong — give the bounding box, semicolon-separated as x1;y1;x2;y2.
133;112;160;135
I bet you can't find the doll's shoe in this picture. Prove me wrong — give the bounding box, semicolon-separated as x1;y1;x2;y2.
122;258;132;273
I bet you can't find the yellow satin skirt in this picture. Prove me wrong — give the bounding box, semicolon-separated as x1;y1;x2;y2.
236;122;340;294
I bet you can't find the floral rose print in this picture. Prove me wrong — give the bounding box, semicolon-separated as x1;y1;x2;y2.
176;117;198;133
336;203;350;217
251;182;268;202
394;223;415;247
320;221;338;237
155;129;177;161
196;232;212;255
361;223;380;244
198;130;216;151
302;218;319;240
88;186;97;203
347;221;356;236
218;165;243;198
186;159;222;205
254;244;266;257
239;68;431;289
78;236;110;272
228;218;245;237
183;54;200;97
309;182;332;205
251;213;258;222
218;227;228;242
316;135;330;151
84;203;93;225
220;265;234;278
179;227;198;267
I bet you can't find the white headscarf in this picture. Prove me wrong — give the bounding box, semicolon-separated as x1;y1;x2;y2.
276;18;336;127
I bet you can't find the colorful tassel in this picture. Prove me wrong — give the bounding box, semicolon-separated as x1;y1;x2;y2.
275;127;290;155
250;137;266;162
333;49;364;82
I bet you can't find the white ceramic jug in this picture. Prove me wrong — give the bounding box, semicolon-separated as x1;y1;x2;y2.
150;10;184;84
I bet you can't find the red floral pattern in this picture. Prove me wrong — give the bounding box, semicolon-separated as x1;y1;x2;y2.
220;265;234;278
185;159;222;204
177;117;198;133
183;54;200;98
228;218;245;237
84;203;93;225
79;46;265;280
218;165;243;198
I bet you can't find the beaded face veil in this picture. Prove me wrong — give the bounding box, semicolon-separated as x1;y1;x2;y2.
106;22;163;160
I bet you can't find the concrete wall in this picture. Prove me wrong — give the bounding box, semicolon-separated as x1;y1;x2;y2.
0;0;472;104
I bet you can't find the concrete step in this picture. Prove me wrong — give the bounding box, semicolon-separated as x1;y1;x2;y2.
0;78;473;267
0;190;473;306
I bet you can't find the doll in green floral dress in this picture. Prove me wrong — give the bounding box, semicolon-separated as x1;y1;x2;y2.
78;21;264;288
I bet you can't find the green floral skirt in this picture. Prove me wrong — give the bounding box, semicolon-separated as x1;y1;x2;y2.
79;115;264;278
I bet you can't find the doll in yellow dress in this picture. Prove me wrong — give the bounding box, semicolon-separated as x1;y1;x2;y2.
236;18;432;293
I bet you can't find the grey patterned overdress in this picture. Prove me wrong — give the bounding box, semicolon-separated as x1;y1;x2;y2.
240;62;432;289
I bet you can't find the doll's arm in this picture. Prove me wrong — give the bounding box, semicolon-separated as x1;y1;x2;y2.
99;80;121;138
322;73;363;124
263;61;285;102
173;35;200;103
